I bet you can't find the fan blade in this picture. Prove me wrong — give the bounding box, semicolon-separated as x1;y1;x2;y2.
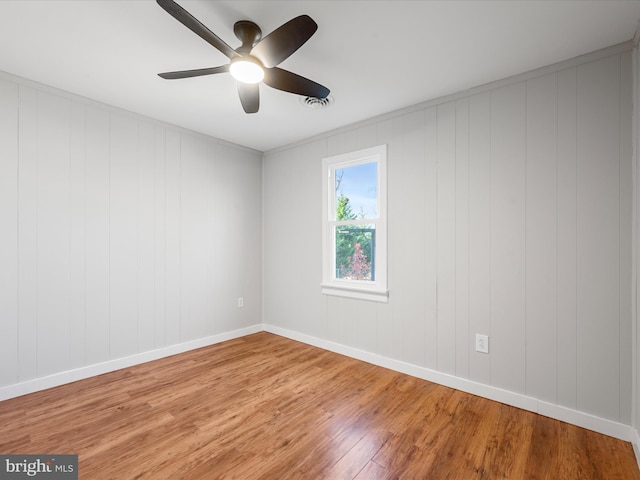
156;0;238;59
263;67;329;99
158;65;229;79
250;15;317;68
237;82;259;114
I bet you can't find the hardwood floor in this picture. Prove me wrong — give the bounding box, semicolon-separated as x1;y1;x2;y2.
1;332;638;479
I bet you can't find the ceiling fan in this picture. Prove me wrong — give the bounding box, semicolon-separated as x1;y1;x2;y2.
156;0;330;114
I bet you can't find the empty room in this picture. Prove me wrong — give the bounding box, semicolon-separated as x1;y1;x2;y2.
2;0;640;478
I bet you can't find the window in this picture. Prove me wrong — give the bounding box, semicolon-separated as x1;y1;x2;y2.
322;145;387;302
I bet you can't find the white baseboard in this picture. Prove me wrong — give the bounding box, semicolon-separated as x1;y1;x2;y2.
0;324;262;402
1;322;636;447
633;428;640;470
537;401;633;441
263;323;635;443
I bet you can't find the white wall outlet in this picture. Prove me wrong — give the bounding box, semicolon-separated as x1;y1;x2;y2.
237;297;244;308
475;334;489;354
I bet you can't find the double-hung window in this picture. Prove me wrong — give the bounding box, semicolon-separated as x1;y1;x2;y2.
321;145;387;302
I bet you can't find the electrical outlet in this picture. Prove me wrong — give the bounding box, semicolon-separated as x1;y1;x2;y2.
475;334;489;354
237;297;244;308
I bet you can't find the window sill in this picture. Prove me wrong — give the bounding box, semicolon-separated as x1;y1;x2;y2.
321;283;389;303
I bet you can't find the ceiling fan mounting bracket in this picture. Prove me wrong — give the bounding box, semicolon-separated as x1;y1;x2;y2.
233;20;262;50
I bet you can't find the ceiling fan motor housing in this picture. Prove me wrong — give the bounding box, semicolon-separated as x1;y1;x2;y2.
234;20;262;51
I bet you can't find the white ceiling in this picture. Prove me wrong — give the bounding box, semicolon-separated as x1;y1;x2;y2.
1;1;639;152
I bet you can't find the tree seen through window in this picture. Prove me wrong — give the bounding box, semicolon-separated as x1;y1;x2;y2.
334;162;377;281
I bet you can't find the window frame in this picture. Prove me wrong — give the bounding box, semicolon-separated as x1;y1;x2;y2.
321;144;388;303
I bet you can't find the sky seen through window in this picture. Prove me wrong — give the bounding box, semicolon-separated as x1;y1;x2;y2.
335;161;377;219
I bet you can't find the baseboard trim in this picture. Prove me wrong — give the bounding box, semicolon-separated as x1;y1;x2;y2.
632;428;640;470
1;322;635;446
263;323;634;443
537;401;633;441
0;324;262;402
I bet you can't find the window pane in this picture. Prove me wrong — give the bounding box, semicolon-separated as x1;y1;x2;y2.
335;162;377;220
335;225;375;281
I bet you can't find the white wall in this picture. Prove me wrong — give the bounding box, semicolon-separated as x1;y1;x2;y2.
632;37;640;459
264;46;633;426
0;73;263;392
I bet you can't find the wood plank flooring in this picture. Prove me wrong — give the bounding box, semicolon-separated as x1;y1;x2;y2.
1;332;638;479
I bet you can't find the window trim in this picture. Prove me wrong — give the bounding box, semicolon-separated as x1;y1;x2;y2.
321;144;388;303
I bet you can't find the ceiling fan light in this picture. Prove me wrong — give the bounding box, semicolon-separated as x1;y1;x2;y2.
230;58;264;84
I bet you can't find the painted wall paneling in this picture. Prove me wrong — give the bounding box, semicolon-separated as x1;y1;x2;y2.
262;49;633;424
17;85;38;382
180;134;215;341
69;101;86;369
576;55;622;421
556;67;578;410
84;106;111;365
0;78;19;387
436;101;457;375
525;72;558;404
619;51;633;426
396;110;431;368
137;122;156;354
0;73;263;394
633;41;640;454
153;126;166;348
36;91;72;377
467;91;492;386
454;98;470;380
164;129;181;346
489;82;527;395
109;113;139;359
374;119;395;360
204;140;228;335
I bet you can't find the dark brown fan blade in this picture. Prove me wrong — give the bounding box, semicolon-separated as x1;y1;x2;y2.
157;0;238;59
263;67;329;99
250;15;317;68
237;82;259;114
158;65;229;79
